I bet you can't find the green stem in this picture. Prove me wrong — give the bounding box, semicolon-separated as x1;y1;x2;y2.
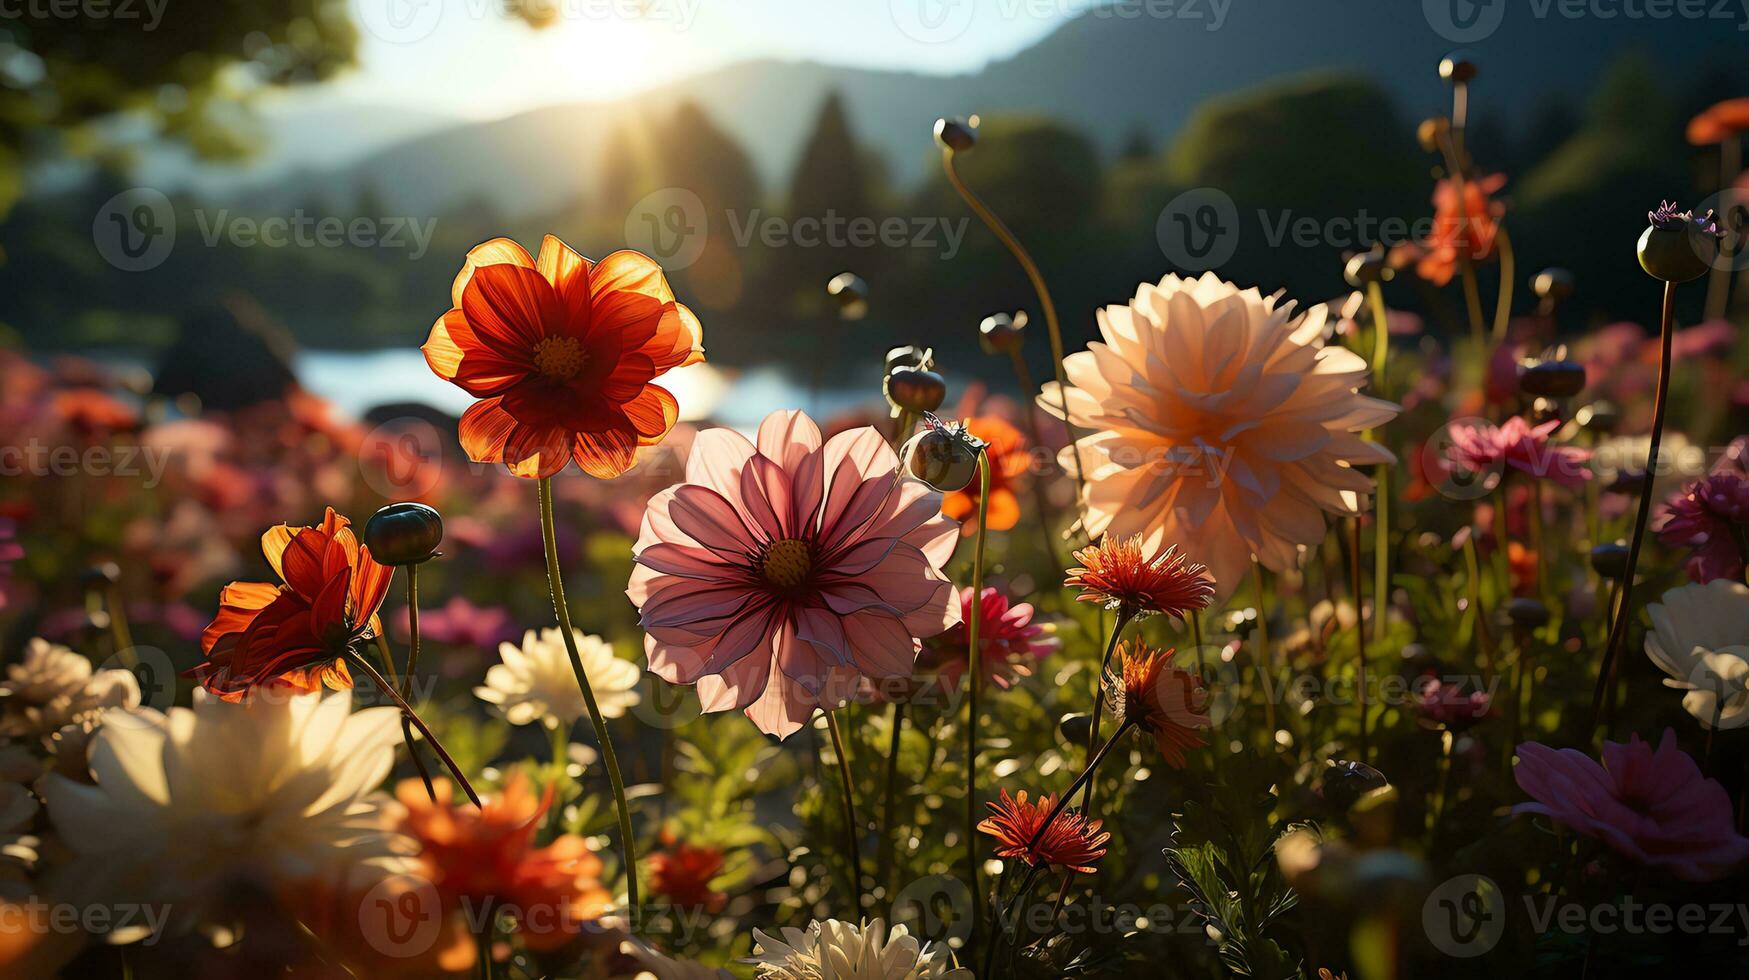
401;565;437;802
537;476;640;923
1080;609;1134;815
878;702;906;909
1190;609;1206;682
1365;283;1392;647
1254;564;1276;742
965;448;991;947
824;710;865;913
1350;519;1370;765
376;631;435;803
343;650;479;807
1590;282;1678;738
1023;719;1135;854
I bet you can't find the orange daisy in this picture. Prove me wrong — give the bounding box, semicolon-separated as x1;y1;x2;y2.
1065;534;1215;621
1108;641;1209;768
939;415;1029;533
977;788;1109;874
423;236;703;479
190;507;392;702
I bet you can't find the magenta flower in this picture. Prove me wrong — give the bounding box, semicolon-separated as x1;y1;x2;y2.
1654;472;1749;583
1444;416;1591;490
628;410;959;738
916;586;1059;695
394;595;516;649
1413;677;1494;732
1514;730;1749;882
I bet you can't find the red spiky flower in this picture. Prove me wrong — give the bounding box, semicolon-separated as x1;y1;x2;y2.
1065;534;1214;621
977;788;1109;874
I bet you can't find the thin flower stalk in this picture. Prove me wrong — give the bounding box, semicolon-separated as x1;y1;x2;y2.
824;711;864;913
1365;281;1393;646
965;446;991;944
341;649;479;808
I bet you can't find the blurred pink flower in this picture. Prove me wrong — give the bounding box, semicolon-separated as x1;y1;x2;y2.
1654;473;1749;583
917;586;1059;694
1514;730;1749;882
1443;416;1591;490
394;595;515;649
628;410;959;738
0;518;20;612
1413;677;1493;731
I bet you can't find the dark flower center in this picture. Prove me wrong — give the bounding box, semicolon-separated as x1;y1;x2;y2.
760;539;813;590
532;336;586;379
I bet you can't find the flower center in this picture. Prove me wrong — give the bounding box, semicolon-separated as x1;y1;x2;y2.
760;539;812;590
532;336;585;380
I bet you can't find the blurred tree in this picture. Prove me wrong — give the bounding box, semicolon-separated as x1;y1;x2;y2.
783;91;884;317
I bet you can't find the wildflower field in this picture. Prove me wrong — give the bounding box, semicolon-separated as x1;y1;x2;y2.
4;11;1749;979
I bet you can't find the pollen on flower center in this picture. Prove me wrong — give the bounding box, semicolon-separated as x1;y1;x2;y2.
532;336;585;379
760;539;812;589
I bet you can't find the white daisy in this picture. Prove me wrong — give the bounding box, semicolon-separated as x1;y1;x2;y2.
748;918;969;979
0;638;139;740
1645;580;1749;730
475;628;642;729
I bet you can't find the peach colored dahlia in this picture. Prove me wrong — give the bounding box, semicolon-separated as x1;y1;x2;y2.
1041;272;1399;595
629;410;959;738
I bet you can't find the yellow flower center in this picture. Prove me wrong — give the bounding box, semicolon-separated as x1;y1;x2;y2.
532;336;585;380
761;539;813;589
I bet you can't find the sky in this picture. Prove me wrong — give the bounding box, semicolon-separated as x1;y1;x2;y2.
322;0;1083;120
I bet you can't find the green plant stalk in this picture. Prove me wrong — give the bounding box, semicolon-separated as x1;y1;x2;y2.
401;564;438;802
1080;609;1135;815
1590;282;1678;738
941;150;1089;536
537;476;640;924
965;449;991;949
1006;347;1068;572
1365;282;1393;646
1024;719;1136;854
1350;518;1370;764
877;702;906;909
343;650;479;807
1491;227;1517;344
825;710;865;913
376;630;435;803
1254;564;1277;742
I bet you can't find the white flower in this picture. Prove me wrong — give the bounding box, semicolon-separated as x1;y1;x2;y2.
1645;580;1749;730
38;690;411;931
748;918;969;979
475;628;641;728
0;638;139;739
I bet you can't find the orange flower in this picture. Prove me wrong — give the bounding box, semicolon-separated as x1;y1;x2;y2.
423;236;703;479
190;507;392;701
1688;97;1749;145
939;415;1029;533
1065;534;1214;621
647;831;727;913
396;774;613;952
1414;173;1507;287
977;788;1109;874
1108;641;1209;768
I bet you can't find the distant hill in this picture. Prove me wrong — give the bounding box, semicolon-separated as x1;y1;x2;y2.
229;0;1745;218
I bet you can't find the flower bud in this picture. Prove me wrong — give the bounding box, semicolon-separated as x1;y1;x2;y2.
933;117;976;153
903;417;983;493
1532;268;1575;307
1344;252;1393;287
80;562;121;589
1505;597;1550;631
1590;543;1630;579
1057;712;1092;746
1439;53;1478;84
885;365;947;415
826;272;868;320
978;311;1027;355
1518;360;1586;399
363;502;444;566
1318;760;1389;817
884;345;931;375
1638;202;1721;283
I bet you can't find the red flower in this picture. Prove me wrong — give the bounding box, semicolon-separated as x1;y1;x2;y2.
397;774;612;951
1109;641;1209;768
939;416;1029;533
1408;173;1507;287
977;789;1109;874
423;236;704;479
647;833;727;913
1065;534;1214;621
190;507;392;701
918;586;1058;693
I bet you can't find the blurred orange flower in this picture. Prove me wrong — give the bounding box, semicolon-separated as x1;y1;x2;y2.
423;236;704;479
647;831;727;913
1414;173;1507;286
1688;97;1749;145
1109;641;1208;768
190;507;391;701
939;415;1029;533
396;774;613;952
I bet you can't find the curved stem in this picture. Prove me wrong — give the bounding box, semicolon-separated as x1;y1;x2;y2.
985;864;1044;979
1365;283;1393;647
1491;226;1517;344
824;710;865;913
344;650;479;807
941;151;1088;536
376;631;435;803
965;449;991;946
1023;720;1134;855
537;476;640;922
400;565;437;801
1590;282;1678;738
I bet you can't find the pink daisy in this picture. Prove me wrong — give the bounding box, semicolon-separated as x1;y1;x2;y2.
628;410;959;738
1654;472;1749;583
1444;415;1591;491
1514;730;1749;882
916;586;1059;695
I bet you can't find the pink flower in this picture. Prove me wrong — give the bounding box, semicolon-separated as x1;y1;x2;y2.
1413;677;1493;731
1514;730;1749;882
394;595;516;649
1444;416;1591;490
917;586;1058;694
1654;473;1749;583
628;410;960;738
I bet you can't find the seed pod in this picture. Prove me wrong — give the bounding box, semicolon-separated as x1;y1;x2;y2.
1518;360;1586;399
978;311;1027;355
1439;53;1478;84
1505;597;1550;631
903;424;980;492
1344;252;1393;287
933;117;976;153
1590;543;1630;579
885;366;947;415
1532;268;1575;307
827;272;868;320
363;502;444;566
